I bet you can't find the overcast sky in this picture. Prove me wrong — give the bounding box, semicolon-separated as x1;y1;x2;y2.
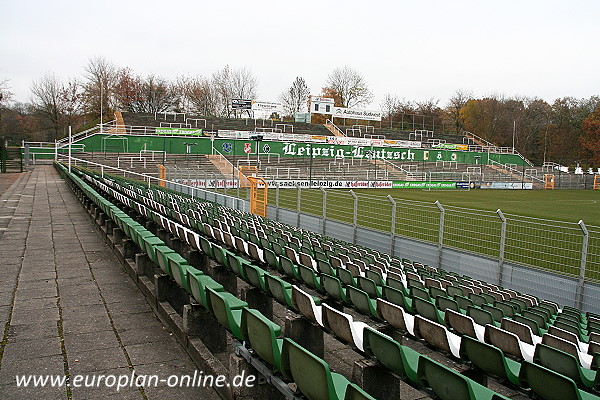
1;0;599;109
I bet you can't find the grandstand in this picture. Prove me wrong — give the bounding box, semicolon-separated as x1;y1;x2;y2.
6;111;600;399
52;161;600;400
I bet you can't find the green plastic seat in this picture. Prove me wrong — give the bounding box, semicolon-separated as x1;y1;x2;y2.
514;315;543;336
343;383;376;400
429;286;447;300
163;251;187;280
337;267;357;287
346;286;378;319
281;338;350;400
382;285;414;314
523;310;549;330
322;274;347;303
298;264;322;291
469;293;488;307
142;235;166;265
188;271;224;309
413;297;445;325
363;327;420;383
533;344;597;388
264;274;293;308
240;308;283;371
198;236;214;259
263;248;280;271
411;287;432;302
386;277;409;296
482;304;506;323
468;306;497;327
245;264;267;291
280;256;300;280
455;295;474;311
155;245;176;275
417;356;509;400
227;253;250;281
460;336;521;385
436;297;461;313
447;286;465;298
170;260;194;293
357;276;382;299
494;302;515;318
213;245;229;268
206;288;248;340
519;361;599;400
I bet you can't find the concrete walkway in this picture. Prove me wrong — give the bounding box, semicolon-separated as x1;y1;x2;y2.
0;165;220;400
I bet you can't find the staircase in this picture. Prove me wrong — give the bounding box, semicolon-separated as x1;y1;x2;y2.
323;120;346;137
207;154;238;179
1;147;23;173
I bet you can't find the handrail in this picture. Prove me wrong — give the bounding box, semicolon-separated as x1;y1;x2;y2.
57;154;243;205
464;130;534;167
325;119;346;137
489;160;543;182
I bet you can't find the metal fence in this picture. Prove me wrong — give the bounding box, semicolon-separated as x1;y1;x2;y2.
67;153;600;313
265;186;600;312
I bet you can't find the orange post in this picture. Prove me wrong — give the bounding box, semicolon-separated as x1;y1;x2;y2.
594;175;600;190
247;176;268;217
157;164;166;187
544;174;555;190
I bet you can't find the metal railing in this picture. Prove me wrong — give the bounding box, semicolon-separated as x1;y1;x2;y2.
268;187;600;311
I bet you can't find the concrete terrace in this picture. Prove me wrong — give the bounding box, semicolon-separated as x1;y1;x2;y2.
0;165;220;400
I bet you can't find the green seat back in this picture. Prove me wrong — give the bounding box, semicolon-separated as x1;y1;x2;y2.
519;361;580;400
363;327;407;378
281;338;349;400
417;357;471;400
240;308;283;370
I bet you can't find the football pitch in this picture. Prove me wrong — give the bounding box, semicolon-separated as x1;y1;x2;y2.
271;187;600;280
274;188;600;226
353;188;600;226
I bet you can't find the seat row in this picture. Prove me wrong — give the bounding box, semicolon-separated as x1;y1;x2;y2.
79;166;600;400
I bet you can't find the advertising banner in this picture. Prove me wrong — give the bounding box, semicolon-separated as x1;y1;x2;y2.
392;181;459;189
332;107;382;121
384;140;422;148
174;179;393;189
252;100;283;113
327;137;383;146
479;182;533;189
231;99;252;110
155;128;203;136
432;143;469;151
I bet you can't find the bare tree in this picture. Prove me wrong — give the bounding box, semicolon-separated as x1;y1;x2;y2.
324;66;373;108
280;77;310;117
178;76;217;116
445;89;472;134
0;78;13;125
140;75;180;113
30;74;82;140
211;65;258;117
82;56;117;121
380;93;400;121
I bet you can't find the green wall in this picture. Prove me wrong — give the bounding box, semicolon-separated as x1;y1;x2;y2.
76;133;527;166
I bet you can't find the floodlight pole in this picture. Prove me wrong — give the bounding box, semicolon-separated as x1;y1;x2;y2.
512;120;516;154
68;126;72;173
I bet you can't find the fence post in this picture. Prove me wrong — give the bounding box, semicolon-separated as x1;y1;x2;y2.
275;183;280;222
321;187;327;236
497;209;507;286
296;184;301;228
350;190;358;245
387;195;397;256
435;201;444;269
575;220;589;309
